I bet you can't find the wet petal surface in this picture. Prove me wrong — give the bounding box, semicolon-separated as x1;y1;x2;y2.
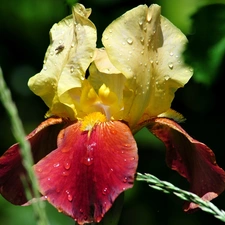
35;120;138;224
102;4;192;127
147;117;225;211
28;4;97;119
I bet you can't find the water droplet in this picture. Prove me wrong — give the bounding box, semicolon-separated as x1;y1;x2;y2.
110;129;117;134
123;177;128;183
62;171;68;176
127;38;133;45
64;161;71;170
58;208;63;213
140;36;144;43
168;62;174;69
139;20;143;26
104;35;108;40
79;208;84;213
123;143;131;147
146;9;152;22
164;75;170;81
102;187;108;195
170;52;174;56
71;43;74;48
47;177;51;181
70;66;74;73
67;194;73;202
82;157;94;166
43;65;47;71
53;162;60;168
155;60;159;65
37;168;42;173
124;159;127;162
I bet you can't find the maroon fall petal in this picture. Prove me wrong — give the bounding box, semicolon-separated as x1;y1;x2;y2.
34;120;138;224
147;117;225;211
0;117;65;205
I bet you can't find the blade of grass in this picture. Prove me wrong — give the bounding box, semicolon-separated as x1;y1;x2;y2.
0;68;49;225
136;172;225;223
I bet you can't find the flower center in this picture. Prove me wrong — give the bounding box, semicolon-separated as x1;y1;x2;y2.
81;112;107;131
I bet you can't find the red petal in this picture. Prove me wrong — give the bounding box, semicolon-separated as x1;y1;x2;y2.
147;117;225;211
0;117;64;205
34;120;138;224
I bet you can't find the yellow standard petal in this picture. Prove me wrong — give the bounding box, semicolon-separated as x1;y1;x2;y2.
28;3;97;119
102;4;193;128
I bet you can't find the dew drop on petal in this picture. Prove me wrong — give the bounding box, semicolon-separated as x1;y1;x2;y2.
146;9;152;22
58;208;63;213
102;187;108;195
64;161;71;170
81;157;94;166
164;75;170;81
110;129;117;134
53;162;60;168
127;38;133;45
62;171;69;176
79;208;84;214
168;62;174;69
139;20;143;26
37;168;43;173
123;177;128;183
70;66;74;73
67;194;73;202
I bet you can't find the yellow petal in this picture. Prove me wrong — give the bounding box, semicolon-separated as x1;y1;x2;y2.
28;3;97;119
102;4;193;128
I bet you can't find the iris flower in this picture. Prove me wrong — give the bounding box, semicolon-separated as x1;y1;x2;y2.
1;3;225;224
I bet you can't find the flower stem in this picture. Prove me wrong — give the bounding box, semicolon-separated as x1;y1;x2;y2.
0;68;49;225
136;172;225;223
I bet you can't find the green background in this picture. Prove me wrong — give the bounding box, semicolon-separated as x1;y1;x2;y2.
0;0;225;224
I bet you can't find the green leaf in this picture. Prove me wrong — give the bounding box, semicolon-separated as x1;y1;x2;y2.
184;3;225;86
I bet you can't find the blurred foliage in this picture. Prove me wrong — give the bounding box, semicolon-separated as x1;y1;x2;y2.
0;0;225;225
185;4;225;86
